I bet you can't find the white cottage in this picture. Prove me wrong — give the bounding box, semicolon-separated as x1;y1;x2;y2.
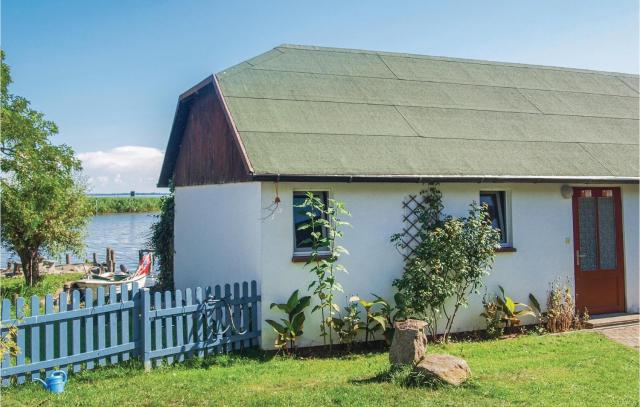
158;45;639;348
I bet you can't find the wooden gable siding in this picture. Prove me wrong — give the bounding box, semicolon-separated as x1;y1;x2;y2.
173;84;250;186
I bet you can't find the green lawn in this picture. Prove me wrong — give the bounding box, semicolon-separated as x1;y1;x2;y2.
1;332;638;407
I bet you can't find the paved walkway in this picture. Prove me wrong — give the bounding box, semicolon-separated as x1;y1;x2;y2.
593;323;640;350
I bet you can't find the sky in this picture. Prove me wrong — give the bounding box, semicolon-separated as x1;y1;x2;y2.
2;0;638;193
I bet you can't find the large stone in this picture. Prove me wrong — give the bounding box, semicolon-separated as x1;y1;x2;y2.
413;354;471;386
389;319;428;365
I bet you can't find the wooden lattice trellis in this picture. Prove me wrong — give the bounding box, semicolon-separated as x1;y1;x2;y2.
400;194;427;260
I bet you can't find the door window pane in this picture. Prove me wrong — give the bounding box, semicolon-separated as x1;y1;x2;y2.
598;197;617;270
578;197;597;271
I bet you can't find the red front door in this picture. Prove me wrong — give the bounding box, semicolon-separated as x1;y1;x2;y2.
572;187;625;315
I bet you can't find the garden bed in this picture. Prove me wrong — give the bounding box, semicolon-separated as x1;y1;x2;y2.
2;332;637;406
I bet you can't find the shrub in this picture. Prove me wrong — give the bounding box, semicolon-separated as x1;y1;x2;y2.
544;281;589;333
1;273;83;301
482;287;540;338
392;185;501;342
358;295;390;345
332;297;362;351
481;294;504;339
496;285;536;328
265;290;311;353
377;294;401;345
149;187;174;291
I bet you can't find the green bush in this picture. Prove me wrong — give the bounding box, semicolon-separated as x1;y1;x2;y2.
1;273;83;300
481;293;504;339
265;290;311;353
149;189;174;291
391;184;501;342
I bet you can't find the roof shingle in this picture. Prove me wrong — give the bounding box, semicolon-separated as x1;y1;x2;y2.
216;45;639;179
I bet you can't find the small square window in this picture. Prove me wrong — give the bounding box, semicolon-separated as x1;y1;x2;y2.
293;191;329;253
480;191;509;245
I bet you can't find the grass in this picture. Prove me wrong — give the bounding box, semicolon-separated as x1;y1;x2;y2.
1;274;83;301
1;332;637;406
89;197;161;214
1;273;83;317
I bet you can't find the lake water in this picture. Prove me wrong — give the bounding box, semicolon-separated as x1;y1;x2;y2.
1;212;159;270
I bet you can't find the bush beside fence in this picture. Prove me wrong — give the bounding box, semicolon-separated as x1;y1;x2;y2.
0;281;260;386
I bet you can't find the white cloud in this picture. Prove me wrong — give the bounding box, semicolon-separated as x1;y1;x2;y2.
79;146;165;193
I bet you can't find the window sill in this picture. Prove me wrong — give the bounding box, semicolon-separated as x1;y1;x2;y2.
496;246;517;253
291;253;331;263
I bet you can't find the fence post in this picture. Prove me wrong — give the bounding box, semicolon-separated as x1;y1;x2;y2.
251;281;259;347
131;282;140;357
141;288;152;371
1;299;11;386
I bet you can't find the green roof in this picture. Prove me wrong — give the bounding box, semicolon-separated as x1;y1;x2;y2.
215;45;639;179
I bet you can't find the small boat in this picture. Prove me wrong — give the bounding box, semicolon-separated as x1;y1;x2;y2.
87;271;129;281
73;253;152;293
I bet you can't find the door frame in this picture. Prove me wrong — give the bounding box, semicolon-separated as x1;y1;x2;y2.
571;186;626;314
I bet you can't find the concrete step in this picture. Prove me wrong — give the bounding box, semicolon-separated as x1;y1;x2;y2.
586;313;640;329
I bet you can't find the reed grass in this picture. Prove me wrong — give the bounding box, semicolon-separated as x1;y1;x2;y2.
88;197;161;214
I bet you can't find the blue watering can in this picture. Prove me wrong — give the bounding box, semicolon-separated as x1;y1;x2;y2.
34;370;67;393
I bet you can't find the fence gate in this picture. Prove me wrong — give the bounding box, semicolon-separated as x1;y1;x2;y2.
141;282;260;370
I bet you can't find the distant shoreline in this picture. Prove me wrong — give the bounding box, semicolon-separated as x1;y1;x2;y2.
88;192;168;197
89;196;162;214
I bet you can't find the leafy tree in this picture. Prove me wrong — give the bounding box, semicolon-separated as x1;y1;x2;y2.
392;185;501;342
1;50;91;286
149;185;174;290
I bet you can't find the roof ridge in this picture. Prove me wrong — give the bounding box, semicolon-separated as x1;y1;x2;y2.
276;44;640;78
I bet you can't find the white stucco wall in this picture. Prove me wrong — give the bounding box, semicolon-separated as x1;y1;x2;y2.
622;184;639;313
258;182;639;348
173;183;262;291
171;181;638;349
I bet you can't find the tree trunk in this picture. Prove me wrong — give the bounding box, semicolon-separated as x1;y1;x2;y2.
18;249;41;287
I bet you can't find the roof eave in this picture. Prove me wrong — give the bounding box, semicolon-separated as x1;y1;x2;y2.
251;173;640;184
157;98;191;188
213;74;254;175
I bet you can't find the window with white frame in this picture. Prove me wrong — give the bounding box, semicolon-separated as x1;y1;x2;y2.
293;191;329;253
480;191;510;246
